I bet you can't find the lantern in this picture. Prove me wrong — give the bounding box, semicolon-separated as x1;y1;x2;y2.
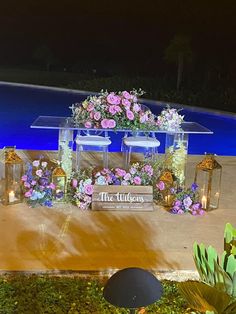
2;147;23;205
52;164;67;201
158;170;175;207
194;154;222;211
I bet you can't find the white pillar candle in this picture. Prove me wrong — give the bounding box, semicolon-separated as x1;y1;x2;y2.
201;195;207;209
9;191;15;203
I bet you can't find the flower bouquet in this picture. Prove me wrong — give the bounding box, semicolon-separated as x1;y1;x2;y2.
157;105;184;132
21;159;55;207
70;89;157;131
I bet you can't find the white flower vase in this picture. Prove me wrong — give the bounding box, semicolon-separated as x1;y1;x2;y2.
165;132;188;187
58;129;73;180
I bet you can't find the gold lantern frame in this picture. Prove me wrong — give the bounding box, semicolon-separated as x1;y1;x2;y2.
158;169;175;207
194;154;222;211
3;147;24;205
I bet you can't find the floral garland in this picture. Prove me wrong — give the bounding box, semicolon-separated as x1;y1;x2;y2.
70;89;157;131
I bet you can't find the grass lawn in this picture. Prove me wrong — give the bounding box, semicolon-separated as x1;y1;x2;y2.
0;275;196;314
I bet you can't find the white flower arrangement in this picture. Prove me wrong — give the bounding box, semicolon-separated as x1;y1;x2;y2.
157;106;184;132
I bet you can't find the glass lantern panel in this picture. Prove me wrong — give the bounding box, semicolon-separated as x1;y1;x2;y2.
165;133;189;186
53;176;66;193
6;164;22;203
209;168;221;210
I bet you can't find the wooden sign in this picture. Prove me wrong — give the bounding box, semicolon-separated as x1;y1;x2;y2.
92;185;153;211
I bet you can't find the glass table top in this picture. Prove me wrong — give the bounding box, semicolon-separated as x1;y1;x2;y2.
31;116;213;134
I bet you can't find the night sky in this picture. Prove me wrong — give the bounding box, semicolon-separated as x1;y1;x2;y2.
0;0;235;93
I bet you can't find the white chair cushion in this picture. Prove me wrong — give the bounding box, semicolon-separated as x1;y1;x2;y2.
123;136;160;148
76;135;111;146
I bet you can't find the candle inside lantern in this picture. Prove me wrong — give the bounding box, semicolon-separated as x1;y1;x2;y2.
9;191;15;203
201;195;207;209
165;194;171;206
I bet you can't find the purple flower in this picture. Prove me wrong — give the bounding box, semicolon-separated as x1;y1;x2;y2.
191;183;198;191
36;169;43;177
191;202;201;211
32;160;40;167
174;200;182;207
114;179;121;185
122;98;131;107
21;175;28;182
24;182;31;188
183;196;193;208
115;168;126;177
44;200;53;207
133;103;141;112
109;105;118;115
25;190;32;198
38;177;49;186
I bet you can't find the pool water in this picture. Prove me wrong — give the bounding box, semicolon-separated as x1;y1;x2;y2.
0;82;236;156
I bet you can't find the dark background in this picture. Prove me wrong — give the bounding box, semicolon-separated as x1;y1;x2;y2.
0;0;235;111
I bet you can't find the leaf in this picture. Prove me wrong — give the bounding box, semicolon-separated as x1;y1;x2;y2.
178;281;231;314
225;255;236;279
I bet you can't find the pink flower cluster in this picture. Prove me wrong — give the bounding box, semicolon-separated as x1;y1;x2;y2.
70;177;94;210
94;163;153;186
71;90;157;130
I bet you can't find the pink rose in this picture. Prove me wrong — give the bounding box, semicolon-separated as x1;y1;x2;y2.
133;176;141;185
109;105;117;115
72;178;78;188
101;119;109;128
133;103;141;112
114;105;122;113
115;168;126;177
126;110;134;120
108;119;116;128
94;111;101;121
84;121;92;128
21;175;28;182
87;103;94;112
156;181;165;191
84;184;94;195
122;98;131;107
122;91;132;99
107;93;121;105
89;112;94;119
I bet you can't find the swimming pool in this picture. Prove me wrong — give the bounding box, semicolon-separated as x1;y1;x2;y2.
0;82;236;156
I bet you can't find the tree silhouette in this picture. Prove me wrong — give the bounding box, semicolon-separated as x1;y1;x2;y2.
165;35;193;91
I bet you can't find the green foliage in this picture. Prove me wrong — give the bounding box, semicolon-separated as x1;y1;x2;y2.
0;275;195;314
193;224;236;298
179;281;236;314
224;223;236;257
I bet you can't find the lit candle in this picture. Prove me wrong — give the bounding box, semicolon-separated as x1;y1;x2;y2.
201;195;207;209
9;191;15;203
165;195;171;206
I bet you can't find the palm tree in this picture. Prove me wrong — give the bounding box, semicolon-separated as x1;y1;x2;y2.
165;34;193;91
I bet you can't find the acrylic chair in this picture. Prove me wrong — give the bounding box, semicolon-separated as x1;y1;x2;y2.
75;130;111;170
122;104;160;168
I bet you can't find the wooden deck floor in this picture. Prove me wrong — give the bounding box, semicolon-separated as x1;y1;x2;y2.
0;151;235;279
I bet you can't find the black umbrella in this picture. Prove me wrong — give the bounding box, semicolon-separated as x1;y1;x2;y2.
103;267;163;314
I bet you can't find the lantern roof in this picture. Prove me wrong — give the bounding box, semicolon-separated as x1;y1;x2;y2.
52;166;66;176
197;155;222;171
5;148;23;164
159;170;174;185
